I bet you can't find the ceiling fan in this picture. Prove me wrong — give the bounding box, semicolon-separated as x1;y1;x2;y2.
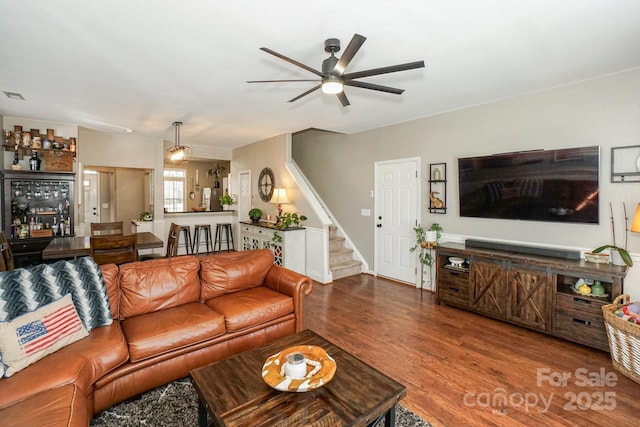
247;34;425;107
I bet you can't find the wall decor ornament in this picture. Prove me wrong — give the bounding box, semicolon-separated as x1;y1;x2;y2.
611;145;640;183
258;167;275;202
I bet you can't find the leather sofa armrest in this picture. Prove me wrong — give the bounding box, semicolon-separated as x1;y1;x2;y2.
264;265;313;332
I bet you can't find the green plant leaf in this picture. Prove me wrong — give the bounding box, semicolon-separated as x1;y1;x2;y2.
591;245;633;267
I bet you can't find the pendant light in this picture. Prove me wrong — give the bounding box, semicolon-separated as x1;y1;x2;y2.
164;121;191;165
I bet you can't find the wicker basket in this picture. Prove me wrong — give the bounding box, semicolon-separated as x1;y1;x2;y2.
602;294;640;384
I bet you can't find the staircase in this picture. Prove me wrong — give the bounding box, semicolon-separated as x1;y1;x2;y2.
328;225;362;281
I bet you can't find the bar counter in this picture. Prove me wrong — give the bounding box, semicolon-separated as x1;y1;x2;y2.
164;210;237;254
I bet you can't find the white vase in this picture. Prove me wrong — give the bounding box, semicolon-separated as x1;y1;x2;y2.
610;250;626;266
426;230;437;243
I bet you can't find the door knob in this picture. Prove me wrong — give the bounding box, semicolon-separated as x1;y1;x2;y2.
376;224;382;228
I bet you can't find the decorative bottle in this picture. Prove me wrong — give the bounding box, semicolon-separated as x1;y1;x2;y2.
29;152;40;171
432;167;441;181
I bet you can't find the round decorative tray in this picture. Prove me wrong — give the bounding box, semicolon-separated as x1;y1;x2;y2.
262;345;336;392
571;284;609;299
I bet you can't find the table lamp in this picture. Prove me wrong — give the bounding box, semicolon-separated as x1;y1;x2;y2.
270;188;290;219
631;203;640;232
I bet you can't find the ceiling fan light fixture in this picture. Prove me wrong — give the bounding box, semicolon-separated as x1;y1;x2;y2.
164;121;191;165
322;76;343;94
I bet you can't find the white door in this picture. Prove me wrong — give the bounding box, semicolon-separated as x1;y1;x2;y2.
239;170;251;222
83;170;99;233
375;158;419;284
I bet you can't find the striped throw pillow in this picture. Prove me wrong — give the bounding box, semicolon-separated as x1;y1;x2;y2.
0;257;112;331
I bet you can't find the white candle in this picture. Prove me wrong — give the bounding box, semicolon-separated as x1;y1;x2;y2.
196;170;199;185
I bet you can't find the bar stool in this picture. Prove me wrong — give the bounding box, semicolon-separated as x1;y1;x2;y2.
179;225;193;255
192;224;213;254
214;223;235;253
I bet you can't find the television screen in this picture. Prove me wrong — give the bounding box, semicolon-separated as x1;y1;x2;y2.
458;146;599;224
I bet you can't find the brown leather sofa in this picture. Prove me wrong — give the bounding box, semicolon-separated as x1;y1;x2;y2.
0;249;313;426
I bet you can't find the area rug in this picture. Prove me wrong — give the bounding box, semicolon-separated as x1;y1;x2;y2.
90;377;432;426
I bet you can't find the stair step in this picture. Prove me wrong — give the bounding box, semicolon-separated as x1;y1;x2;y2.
330;259;362;281
329;236;345;251
328;225;339;239
330;247;354;264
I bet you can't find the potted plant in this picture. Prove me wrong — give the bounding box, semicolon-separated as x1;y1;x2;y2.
426;223;443;244
248;208;262;223
409;223;443;267
592;244;633;267
591;203;634;267
275;212;307;230
137;211;153;221
219;193;234;210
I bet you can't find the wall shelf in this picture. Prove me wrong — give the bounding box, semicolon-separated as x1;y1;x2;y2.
428;162;447;214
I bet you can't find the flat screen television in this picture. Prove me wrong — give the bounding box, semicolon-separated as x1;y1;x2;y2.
458;146;599;224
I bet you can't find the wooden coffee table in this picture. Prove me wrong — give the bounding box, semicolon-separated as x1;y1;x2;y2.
190;329;407;427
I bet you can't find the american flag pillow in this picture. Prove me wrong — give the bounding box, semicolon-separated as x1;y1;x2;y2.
0;294;88;377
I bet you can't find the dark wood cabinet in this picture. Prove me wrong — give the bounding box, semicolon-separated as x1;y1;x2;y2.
507;264;551;331
436;242;626;351
470;259;507;317
1;170;75;267
436;265;469;308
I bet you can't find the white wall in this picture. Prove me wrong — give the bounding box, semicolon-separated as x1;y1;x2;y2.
78;128;165;222
293;68;640;299
232;134;320;228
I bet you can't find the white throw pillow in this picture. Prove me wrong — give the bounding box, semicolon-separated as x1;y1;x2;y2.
0;294;88;377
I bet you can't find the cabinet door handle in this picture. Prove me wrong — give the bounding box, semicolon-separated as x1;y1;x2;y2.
448;287;459;293
572;318;591;326
573;298;592;305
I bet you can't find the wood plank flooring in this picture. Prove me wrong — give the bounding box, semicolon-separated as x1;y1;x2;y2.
304;274;640;427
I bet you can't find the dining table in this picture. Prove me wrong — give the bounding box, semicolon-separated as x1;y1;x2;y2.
42;231;164;261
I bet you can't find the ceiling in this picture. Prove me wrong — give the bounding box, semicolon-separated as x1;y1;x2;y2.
2;0;640;150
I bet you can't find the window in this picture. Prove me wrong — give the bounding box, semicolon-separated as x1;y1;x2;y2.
164;169;186;212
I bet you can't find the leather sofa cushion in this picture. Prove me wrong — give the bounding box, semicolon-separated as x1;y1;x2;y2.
205;286;293;332
100;263;120;319
119;256;201;319
121;302;226;363
200;249;273;300
0;322;127;409
0;384;88;427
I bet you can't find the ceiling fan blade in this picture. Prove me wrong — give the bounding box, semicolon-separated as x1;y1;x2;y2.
288;84;322;102
344;80;405;95
343;60;425;80
336;91;350;107
332;34;366;76
260;47;324;77
247;79;320;83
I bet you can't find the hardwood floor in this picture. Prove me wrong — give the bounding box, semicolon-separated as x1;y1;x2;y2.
304;274;640;427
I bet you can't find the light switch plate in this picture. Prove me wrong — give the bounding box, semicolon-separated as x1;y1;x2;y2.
361;209;371;216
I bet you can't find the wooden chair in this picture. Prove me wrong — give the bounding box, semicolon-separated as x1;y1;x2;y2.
91;221;124;236
140;223;180;260
0;231;15;271
90;234;138;265
165;222;181;257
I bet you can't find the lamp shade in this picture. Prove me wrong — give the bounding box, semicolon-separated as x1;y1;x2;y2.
269;188;290;205
631;203;640;233
164;121;191;165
